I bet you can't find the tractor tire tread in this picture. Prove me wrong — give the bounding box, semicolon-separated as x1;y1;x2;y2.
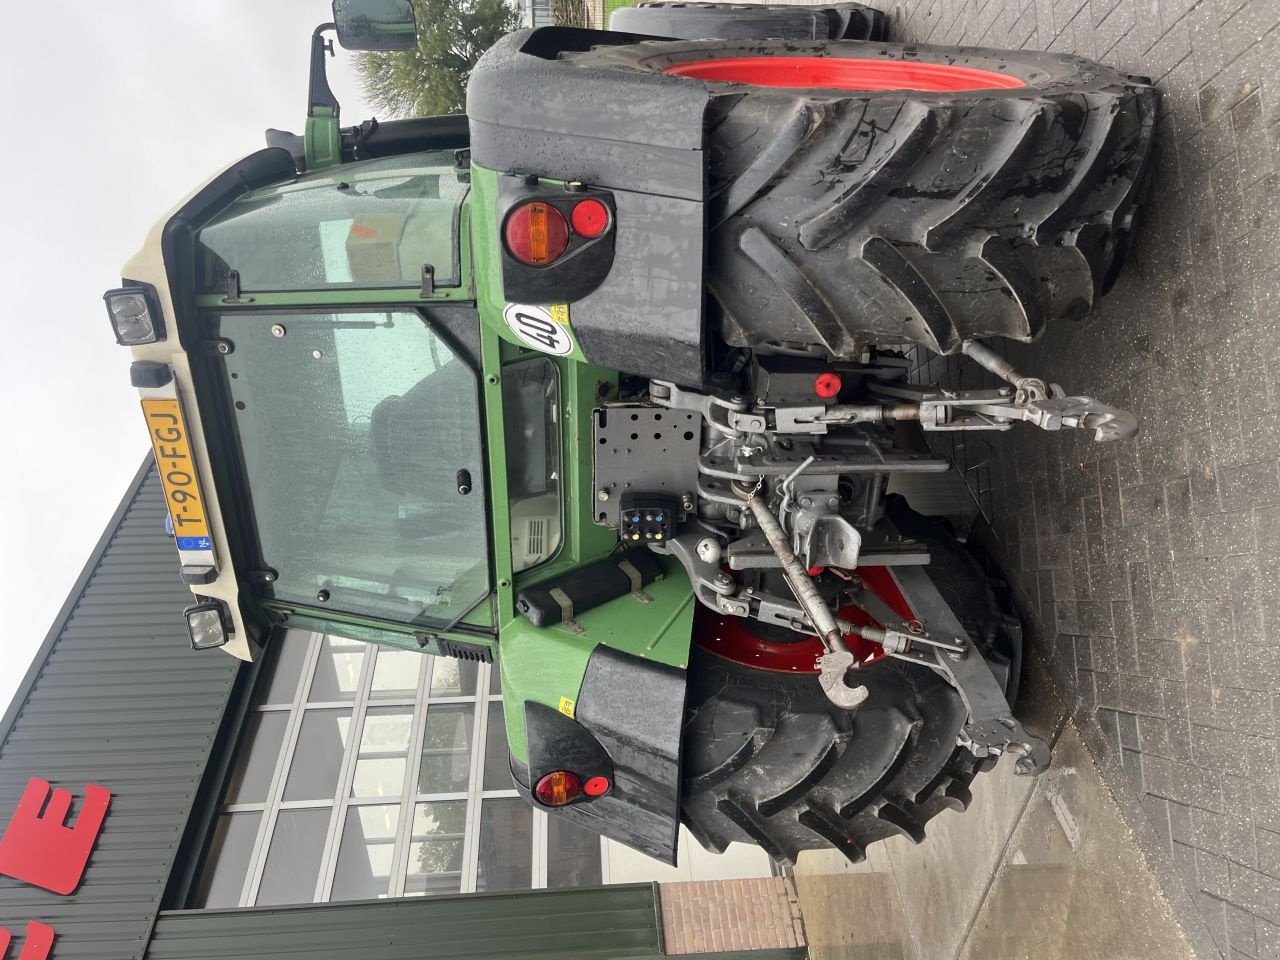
572;38;1158;354
679;502;1025;863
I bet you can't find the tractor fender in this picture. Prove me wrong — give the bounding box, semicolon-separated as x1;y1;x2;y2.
468;27;710;200
511;646;687;865
468;27;712;385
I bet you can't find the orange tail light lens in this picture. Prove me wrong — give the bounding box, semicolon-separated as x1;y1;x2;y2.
504;202;570;266
534;770;582;807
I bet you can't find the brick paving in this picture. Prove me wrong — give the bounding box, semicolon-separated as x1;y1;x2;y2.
658;878;806;953
877;0;1280;952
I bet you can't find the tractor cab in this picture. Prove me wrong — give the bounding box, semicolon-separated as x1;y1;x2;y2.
103;0;575;662
103;7;655;864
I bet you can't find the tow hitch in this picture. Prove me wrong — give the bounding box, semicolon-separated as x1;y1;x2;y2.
755;339;1138;443
714;499;1051;775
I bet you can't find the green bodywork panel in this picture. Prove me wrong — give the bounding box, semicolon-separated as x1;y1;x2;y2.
471;164;693;763
183;151;695;767
497;556;694;759
263;595;495;651
304;110;343;171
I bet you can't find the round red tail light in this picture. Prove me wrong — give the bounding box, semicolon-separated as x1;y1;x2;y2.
534;770;582;807
814;372;843;399
505;202;569;266
583;776;611;797
571;198;610;238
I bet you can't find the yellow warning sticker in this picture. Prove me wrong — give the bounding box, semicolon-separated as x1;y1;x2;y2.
558;697;576;718
549;303;570;325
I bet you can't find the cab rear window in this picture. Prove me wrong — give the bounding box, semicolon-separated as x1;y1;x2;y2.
196;152;467;293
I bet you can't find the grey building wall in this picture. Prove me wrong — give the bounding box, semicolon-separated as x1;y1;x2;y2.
0;460;665;959
0;460;239;959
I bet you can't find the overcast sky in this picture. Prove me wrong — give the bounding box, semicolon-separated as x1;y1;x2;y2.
0;3;371;712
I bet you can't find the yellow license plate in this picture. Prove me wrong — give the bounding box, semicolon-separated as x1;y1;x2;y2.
141;397;213;551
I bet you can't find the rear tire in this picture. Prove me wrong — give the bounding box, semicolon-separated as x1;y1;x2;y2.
679;496;1022;863
570;39;1158;357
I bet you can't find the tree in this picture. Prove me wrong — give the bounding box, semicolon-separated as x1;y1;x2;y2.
357;0;522;118
552;0;587;27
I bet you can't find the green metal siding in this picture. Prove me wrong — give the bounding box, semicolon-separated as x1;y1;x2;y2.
147;885;663;960
0;459;240;960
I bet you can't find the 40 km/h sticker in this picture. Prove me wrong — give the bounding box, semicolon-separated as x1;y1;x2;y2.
503;303;575;357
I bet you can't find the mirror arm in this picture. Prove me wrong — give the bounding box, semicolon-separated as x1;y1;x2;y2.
308;23;340;120
304;23;344;171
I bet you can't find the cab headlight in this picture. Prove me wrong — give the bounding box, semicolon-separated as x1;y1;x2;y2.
104;285;163;345
184;600;230;651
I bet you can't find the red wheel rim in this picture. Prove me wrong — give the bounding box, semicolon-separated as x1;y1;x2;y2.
693;566;920;673
664;56;1025;92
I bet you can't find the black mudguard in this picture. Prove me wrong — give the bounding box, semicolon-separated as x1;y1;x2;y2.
468;28;710;386
609;2;887;42
468;28;709;199
512;646;687;864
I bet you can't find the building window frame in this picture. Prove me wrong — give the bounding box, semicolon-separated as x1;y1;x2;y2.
205;630;607;907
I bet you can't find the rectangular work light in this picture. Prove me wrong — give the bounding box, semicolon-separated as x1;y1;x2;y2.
184;600;230;651
103;285;164;345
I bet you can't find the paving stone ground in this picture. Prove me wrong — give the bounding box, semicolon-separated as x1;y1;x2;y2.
869;0;1280;953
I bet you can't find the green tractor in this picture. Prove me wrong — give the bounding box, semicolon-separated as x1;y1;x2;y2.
107;0;1155;864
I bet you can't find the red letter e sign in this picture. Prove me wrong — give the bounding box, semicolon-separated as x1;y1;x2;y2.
0;778;111;895
0;922;54;960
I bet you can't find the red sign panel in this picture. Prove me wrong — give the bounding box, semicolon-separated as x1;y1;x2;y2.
0;922;54;960
0;777;111;960
0;779;111;896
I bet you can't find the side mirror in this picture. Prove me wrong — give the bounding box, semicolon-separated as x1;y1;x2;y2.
332;0;418;51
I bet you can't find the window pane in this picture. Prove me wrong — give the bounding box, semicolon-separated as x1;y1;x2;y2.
360;708;413;752
332;804;399;901
352;708;412;799
283;709;352;801
476;799;533;892
257;808;330;905
263;631;311;704
193;812;260;908
352;758;408;799
419;705;473;794
429;657;478;698
482;703;512;792
489;663;501;695
372;649;423;697
196;153;469;291
413;799;467;837
226;712;287;804
310;638;366;701
406;800;467;897
214;309;489;630
503;357;563;571
547;815;603;888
